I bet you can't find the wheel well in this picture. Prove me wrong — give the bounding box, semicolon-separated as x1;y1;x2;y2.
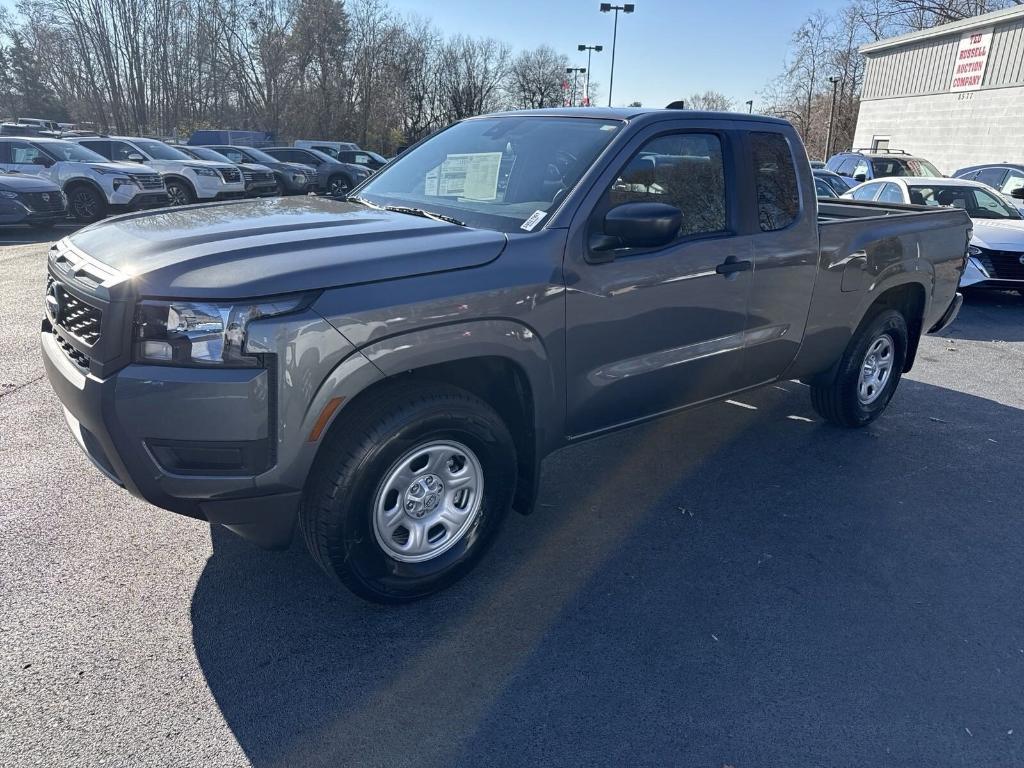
339;357;538;514
163;174;196;196
867;282;926;372
64;178;104;197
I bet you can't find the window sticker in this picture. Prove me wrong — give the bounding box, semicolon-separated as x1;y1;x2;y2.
429;152;503;200
521;210;547;231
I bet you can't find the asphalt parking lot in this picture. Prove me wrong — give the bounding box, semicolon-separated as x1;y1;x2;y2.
2;236;1023;767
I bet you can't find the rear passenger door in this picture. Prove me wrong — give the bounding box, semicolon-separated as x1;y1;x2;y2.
564;125;755;436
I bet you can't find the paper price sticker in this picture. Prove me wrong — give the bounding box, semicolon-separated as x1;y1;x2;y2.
521;210;547;232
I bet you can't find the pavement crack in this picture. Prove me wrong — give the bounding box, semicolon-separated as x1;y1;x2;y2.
0;374;45;400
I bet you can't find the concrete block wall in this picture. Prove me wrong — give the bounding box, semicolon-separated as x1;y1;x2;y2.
852;87;1024;175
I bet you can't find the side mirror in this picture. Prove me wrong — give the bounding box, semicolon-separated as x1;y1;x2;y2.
127;153;144;162
31;156;53;167
1011;187;1024;200
853;173;866;183
592;202;682;257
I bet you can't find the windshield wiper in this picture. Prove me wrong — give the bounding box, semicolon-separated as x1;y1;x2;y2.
346;195;383;210
384;205;466;227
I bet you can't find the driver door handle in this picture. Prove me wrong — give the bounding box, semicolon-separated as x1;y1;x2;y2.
715;258;752;276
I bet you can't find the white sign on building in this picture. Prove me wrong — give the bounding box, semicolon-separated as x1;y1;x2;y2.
950;28;993;91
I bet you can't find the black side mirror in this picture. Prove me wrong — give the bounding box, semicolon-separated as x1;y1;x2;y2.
853;173;866;183
31;156;53;167
591;202;682;258
1011;187;1024;200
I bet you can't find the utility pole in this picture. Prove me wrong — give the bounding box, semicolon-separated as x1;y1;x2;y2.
578;44;603;106
825;75;841;160
745;99;753;113
599;3;635;107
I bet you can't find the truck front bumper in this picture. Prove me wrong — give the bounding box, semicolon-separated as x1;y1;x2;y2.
40;327;299;548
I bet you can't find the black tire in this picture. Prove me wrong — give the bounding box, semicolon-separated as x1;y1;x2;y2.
810;308;909;428
66;185;106;222
166;179;196;206
275;178;287;197
326;175;352;198
300;382;517;603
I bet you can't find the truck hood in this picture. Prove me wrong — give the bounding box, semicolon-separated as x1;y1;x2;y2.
971;219;1024;250
66;196;508;299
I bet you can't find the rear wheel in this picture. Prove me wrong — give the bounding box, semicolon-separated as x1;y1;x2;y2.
300;383;516;603
810;308;909;428
166;179;195;206
66;185;106;222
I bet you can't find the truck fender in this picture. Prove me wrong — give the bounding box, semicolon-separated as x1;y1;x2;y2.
305;320;561;516
62;176;107;199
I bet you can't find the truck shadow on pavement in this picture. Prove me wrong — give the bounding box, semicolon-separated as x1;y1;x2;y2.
191;378;1024;768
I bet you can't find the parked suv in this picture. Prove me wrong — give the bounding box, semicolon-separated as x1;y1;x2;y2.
263;146;372;197
294;139;360;155
202;145;314;195
178;146;277;197
0;170;67;227
68;136;246;205
826;150;941;183
0;136;168;222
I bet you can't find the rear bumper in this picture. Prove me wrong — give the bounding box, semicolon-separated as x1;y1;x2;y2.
40;328;298;548
928;292;963;334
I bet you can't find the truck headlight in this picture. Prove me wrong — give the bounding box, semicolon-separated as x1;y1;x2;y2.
967;245;982;257
0;190;20;199
189;166;220;177
292;173;307;184
133;293;317;367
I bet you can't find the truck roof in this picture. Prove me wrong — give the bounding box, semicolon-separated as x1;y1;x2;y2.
473;106;790;126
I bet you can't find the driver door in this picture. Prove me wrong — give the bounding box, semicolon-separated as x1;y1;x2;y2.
564;127;754;436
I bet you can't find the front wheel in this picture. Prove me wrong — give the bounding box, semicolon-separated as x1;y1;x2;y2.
326;175;351;198
166;179;195;206
810;308;909;428
300;383;517;603
66;186;106;222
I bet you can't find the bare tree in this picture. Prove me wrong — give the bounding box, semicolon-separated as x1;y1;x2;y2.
507;45;567;109
686;90;733;111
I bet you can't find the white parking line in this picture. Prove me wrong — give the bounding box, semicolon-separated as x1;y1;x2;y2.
725;399;758;410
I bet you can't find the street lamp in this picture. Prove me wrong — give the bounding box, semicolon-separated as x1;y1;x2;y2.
566;67;587;107
745;99;753;114
825;75;841;160
578;44;603;106
599;3;634;107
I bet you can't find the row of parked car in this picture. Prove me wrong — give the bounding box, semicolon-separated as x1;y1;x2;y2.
810;149;1024;294
0;134;385;228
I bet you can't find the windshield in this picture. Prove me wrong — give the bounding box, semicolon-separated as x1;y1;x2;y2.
239;147;278;164
367;151;387;164
908;184;1021;220
38;141;107;163
357;116;623;232
187;147;233;163
133;139;191;161
871;157;941;178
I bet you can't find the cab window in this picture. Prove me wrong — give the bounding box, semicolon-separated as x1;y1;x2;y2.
975;168;1007;188
109;141;141;162
851;183;881;201
1000;171;1024;197
604;132;728;239
750;132;799;231
876;183;905;203
8;141;46;164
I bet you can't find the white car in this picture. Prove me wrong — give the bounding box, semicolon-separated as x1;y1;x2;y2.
842;176;1024;291
0;136;168;222
68;136;246;206
294;139;360;157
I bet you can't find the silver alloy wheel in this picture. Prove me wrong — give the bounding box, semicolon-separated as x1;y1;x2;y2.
167;182;190;206
328;177;350;197
858;333;895;405
372;440;484;563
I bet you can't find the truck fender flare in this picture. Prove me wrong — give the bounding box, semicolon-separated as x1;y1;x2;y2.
302;320;562;514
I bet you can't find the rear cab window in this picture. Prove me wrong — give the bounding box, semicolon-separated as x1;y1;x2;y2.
750;132;800;231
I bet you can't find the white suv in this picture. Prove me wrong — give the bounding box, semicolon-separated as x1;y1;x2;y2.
68;136;246;205
0;136;169;222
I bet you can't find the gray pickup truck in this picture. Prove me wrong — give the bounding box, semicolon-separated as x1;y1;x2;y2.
41;108;968;602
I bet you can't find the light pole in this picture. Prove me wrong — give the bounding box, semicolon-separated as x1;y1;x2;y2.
577;44;603;106
599;3;634;107
566;67;587;107
745;99;753;113
825;75;841;160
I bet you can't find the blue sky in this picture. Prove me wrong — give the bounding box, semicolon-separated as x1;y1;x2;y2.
389;0;828;108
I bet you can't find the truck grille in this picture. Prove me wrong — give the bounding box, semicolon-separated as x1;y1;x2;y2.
129;172;164;190
218;167;242;184
976;248;1024;281
22;191;66;212
47;276;102;345
54;328;90;370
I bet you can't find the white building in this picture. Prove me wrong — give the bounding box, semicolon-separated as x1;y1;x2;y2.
854;5;1024;175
